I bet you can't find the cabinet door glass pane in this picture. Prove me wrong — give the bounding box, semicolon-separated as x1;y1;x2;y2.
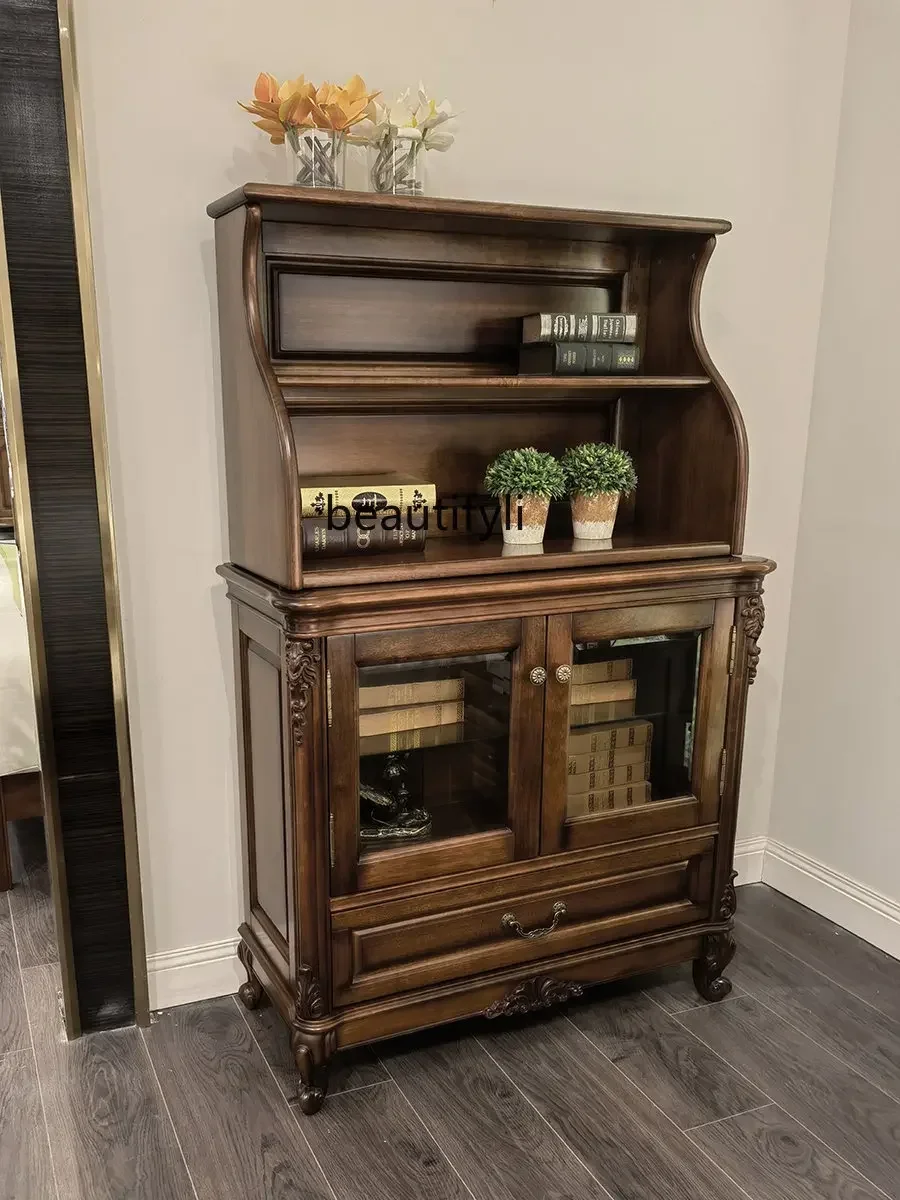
567;632;701;818
357;652;511;853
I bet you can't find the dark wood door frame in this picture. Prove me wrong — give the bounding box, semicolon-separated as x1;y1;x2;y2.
0;0;147;1033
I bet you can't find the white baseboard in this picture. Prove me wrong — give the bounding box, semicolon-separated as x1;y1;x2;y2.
147;936;241;1010
762;838;900;961
733;835;767;885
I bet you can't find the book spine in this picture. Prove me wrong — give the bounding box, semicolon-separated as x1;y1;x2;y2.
609;343;640;373
567;761;648;792
522;312;636;343
299;482;437;519
301;517;426;556
567;743;650;774
569;699;637;726
567;781;651;817
359;678;464;710
566;718;653;754
359;722;464;757
358;699;466;738
571;659;632;684
568;679;636;706
553;344;587;374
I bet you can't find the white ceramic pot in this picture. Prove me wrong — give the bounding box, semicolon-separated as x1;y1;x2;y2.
500;494;550;545
570;491;620;540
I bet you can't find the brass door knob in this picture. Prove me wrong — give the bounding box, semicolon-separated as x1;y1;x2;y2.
555;665;572;683
529;667;547;686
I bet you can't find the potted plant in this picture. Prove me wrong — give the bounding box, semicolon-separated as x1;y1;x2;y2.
484;448;566;545
561;442;637;540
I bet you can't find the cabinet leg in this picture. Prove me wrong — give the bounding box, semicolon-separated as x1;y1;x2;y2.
290;1033;331;1116
237;941;263;1010
693;930;736;1002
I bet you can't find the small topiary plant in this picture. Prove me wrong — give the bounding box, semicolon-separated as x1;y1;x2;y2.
561;442;637;497
483;447;567;498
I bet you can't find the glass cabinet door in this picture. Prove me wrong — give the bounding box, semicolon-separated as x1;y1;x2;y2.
541;600;734;854
328;618;544;893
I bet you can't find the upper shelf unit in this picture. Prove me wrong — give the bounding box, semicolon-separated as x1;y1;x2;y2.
208;185;747;591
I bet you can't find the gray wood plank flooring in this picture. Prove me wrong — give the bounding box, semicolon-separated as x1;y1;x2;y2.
679;994;900;1199
143;996;333;1199
0;893;29;1055
383;1028;610;1199
6;819;57;970
738;884;900;1023
299;1076;472;1200
567;986;768;1129
688;1104;887;1200
0;1050;55;1200
23;962;194;1200
3;876;900;1200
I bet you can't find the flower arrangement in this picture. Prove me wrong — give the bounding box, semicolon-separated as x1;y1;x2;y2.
240;73;379;188
240;72;379;142
360;84;456;195
560;443;637;540
484;448;566;546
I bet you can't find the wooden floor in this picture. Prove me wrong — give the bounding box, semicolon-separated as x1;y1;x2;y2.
2;822;899;1199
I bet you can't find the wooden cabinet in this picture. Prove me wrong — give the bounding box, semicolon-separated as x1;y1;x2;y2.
209;186;774;1114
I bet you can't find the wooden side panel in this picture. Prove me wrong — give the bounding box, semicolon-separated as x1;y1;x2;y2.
245;647;288;946
214;206;298;586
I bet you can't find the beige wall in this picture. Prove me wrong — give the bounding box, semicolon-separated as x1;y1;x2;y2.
73;0;850;981
770;0;900;916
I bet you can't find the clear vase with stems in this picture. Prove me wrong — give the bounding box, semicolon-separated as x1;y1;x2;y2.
285;127;346;188
369;130;424;196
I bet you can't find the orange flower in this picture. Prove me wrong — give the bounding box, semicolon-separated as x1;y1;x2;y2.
240;73;379;141
238;72;286;142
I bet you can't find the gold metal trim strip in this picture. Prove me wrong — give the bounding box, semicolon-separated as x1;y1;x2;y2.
57;0;150;1025
0;195;80;1038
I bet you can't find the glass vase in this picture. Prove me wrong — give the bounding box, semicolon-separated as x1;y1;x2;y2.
285;128;346;189
369;132;425;196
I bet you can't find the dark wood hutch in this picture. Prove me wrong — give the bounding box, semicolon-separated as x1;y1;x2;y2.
207;184;774;1114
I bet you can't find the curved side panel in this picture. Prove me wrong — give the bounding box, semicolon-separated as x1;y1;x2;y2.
689;237;749;554
214;205;301;587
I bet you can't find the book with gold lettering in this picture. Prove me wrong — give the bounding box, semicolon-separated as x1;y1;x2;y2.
569;679;636;707
359;677;464;711
567;761;648;792
567;718;653;755
569;698;636;726
359;722;465;757
571;659;632;685
567;742;651;776
298;475;436;519
566;781;651;817
358;699;465;738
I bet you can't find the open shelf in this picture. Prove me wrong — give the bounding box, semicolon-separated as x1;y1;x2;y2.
303;534;731;588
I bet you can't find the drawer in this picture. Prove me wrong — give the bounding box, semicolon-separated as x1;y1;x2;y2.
331;838;714;1006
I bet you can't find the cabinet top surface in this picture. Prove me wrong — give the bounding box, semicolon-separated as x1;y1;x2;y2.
206;183;732;236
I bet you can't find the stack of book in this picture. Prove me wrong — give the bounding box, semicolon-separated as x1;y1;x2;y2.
299;475;435;558
358;673;466;757
518;312;640;377
565;658;653;816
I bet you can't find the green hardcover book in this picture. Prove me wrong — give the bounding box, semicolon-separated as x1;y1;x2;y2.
521;312;635;343
518;342;640;376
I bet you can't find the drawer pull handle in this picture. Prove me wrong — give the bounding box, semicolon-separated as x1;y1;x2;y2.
555;664;572;683
501;900;567;940
529;666;547;686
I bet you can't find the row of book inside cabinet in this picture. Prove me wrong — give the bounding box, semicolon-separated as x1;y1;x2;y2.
566;656;651;818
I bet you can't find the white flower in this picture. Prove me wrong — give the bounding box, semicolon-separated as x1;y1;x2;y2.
353;84;456;151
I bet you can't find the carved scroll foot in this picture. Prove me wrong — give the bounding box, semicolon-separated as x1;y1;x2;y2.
693;930;736;1002
237;941;263;1010
290;1035;332;1116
